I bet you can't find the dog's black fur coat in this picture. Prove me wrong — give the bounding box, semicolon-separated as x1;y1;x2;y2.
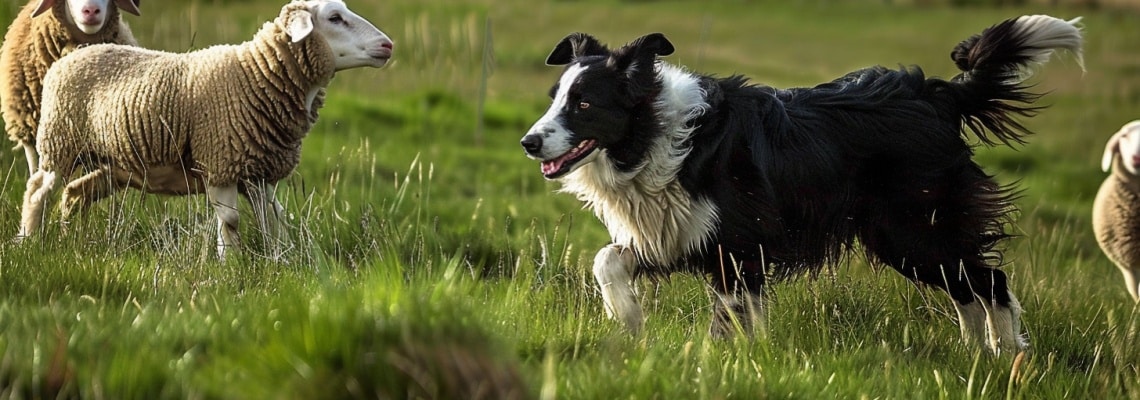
524;16;1082;347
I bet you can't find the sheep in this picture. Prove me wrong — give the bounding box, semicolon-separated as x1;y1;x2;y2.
1094;120;1140;302
16;0;394;260
0;0;141;177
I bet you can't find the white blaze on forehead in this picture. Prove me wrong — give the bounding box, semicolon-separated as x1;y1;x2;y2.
537;63;587;129
551;63;587;114
524;63;589;160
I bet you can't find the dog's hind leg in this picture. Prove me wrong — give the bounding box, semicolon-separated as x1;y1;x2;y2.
593;244;644;333
982;289;1024;353
710;289;766;339
952;294;988;349
950;169;1027;354
859;166;1025;354
945;270;1025;353
709;260;767;338
866;237;1024;353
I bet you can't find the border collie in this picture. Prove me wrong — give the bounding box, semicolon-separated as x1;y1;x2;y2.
520;15;1082;353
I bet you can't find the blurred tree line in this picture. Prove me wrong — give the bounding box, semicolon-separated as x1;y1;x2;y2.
900;0;1139;9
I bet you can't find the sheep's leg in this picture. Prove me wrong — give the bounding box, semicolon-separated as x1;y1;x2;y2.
60;167;127;223
242;181;286;260
207;185;241;260
593;244;643;333
18;169;59;240
1121;267;1140;303
21;142;37;179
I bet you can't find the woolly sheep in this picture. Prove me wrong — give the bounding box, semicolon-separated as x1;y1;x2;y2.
1094;120;1140;302
0;0;141;176
17;0;393;259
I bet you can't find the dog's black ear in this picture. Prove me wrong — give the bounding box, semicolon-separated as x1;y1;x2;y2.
624;33;674;58
546;33;609;65
611;33;674;73
611;33;674;101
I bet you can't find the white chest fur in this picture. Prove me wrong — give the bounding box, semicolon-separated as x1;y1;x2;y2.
559;63;719;267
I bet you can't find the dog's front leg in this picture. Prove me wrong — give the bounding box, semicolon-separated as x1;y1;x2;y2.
593;244;644;333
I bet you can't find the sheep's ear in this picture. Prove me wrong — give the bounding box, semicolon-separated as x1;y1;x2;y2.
1102;134;1120;172
31;0;56;17
285;9;314;43
115;0;141;16
546;33;609;66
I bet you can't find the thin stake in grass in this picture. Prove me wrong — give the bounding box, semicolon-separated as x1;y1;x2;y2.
474;17;493;146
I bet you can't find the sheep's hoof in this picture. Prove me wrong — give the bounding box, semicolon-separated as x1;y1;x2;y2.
11;235;27;245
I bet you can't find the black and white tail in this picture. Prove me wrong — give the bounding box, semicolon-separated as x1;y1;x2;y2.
948;15;1084;146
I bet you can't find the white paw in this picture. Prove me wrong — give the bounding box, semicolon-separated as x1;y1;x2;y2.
593;245;643;333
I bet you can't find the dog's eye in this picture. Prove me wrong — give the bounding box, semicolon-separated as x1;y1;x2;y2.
578;102;590;110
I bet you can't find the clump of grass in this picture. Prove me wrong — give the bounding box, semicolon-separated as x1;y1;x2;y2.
191;269;532;400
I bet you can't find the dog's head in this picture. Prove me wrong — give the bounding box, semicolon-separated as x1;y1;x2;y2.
520;33;675;180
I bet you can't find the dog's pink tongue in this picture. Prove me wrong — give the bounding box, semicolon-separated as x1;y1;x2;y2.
541;159;564;175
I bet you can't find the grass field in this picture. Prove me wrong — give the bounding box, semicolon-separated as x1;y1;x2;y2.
1;0;1139;398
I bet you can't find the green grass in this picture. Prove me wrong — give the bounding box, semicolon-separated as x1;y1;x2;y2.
2;0;1140;398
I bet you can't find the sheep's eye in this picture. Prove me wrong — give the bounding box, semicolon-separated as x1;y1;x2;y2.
578;102;590;110
329;14;344;24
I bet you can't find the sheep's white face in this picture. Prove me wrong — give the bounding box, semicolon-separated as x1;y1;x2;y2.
66;0;109;34
36;0;138;34
287;1;393;71
1116;123;1140;175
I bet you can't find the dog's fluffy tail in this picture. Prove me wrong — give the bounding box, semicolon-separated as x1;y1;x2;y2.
948;15;1083;147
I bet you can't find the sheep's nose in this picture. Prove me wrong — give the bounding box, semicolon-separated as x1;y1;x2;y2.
1131;154;1140;165
382;42;393;50
521;135;543;155
81;5;100;16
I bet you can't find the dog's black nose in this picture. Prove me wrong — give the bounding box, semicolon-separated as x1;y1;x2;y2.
521;135;543;155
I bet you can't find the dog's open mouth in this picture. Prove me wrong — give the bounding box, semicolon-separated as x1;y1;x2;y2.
541;139;598;179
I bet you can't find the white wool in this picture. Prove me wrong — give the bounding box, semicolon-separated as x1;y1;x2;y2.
0;0;140;176
17;0;391;261
1094;121;1140;303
